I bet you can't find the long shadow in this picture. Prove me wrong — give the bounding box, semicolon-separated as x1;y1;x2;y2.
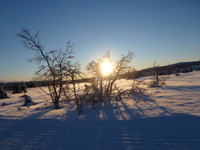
74;93;174;121
164;85;200;92
1;114;200;150
1;95;200;150
133;95;174;118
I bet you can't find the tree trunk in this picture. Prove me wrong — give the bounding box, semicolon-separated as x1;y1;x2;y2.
54;96;60;109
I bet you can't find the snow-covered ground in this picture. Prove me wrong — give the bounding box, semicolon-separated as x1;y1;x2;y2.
0;71;200;150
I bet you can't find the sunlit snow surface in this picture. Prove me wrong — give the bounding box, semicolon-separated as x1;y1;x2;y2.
0;71;200;150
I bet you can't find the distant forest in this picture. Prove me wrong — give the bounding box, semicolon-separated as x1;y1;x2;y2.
3;60;200;88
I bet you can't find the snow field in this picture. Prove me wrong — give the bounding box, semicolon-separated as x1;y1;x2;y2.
0;71;200;149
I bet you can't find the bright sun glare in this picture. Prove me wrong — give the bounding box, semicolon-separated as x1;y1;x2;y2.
101;61;113;76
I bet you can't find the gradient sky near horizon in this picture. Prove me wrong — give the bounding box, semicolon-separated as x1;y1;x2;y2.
0;0;200;81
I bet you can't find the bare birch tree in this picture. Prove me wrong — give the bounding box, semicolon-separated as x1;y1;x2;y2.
86;51;134;104
65;62;83;112
17;28;74;108
149;61;167;87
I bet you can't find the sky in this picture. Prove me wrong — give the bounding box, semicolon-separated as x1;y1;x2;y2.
0;0;200;81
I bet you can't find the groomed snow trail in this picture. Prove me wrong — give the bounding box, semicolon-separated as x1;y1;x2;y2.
0;116;200;150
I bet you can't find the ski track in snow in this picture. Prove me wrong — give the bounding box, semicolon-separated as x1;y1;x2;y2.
0;71;200;150
0;117;200;150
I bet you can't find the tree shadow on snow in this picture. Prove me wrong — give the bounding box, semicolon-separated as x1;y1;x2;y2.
163;85;200;92
1;94;200;150
0;114;200;150
72;94;175;121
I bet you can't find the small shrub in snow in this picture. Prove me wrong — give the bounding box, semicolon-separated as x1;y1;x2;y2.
149;61;168;88
20;95;36;107
0;82;9;99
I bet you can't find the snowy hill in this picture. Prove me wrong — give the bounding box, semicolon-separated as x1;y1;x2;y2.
138;60;200;77
0;71;200;149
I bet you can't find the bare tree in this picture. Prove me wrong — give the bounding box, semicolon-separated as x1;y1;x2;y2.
17;28;74;108
65;62;84;112
105;51;134;100
86;51;135;104
149;61;167;88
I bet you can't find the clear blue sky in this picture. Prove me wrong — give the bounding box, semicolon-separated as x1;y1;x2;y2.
0;0;200;81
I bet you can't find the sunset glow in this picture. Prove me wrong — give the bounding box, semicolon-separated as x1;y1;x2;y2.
101;61;113;76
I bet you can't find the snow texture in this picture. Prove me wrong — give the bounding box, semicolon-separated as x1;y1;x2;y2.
0;71;200;150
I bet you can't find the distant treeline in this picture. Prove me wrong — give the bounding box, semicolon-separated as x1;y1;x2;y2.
123;60;200;79
139;60;200;77
4;78;92;91
2;60;200;92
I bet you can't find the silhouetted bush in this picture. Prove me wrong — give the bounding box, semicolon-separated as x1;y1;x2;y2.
149;62;168;88
0;82;9;99
20;95;36;106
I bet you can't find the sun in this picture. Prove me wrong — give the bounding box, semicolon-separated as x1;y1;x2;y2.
100;61;113;76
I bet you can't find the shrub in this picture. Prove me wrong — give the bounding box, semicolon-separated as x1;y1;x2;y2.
0;82;9;99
